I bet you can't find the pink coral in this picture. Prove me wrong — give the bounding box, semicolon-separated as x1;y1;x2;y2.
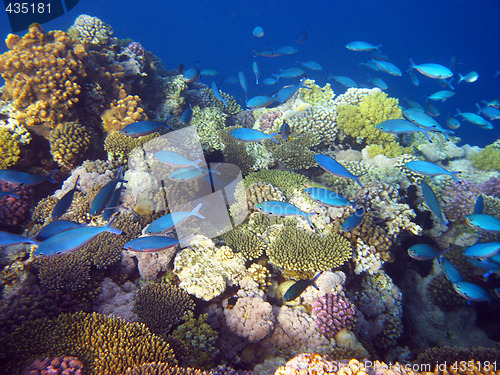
481;175;500;198
311;293;356;338
127;42;145;57
258;110;282;132
224;296;275;343
21;356;83;375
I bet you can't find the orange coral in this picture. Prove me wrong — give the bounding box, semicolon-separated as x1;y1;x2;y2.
0;24;87;131
101;89;147;132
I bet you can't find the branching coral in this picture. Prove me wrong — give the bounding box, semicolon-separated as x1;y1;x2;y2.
243;169;308;199
222;226;267;261
298;79;334;105
0;311;177;374
284;105;338;145
267;226;352;272
336;90;402;146
311;293;356;338
0;24;88;130
49;121;92;168
271;132;320;170
101;91;148;132
134;282;195;335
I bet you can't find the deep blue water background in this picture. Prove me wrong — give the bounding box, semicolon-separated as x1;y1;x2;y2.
1;0;499;147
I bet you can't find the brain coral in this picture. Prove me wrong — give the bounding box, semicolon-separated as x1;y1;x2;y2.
267;226;352;272
68;14;114;47
134;282;195;335
0;311;177;375
0;24;88;130
336;90;402;146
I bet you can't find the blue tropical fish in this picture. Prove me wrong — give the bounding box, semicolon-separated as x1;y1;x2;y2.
238;71;249;99
464;242;500;259
328;75;358;88
473;194;484;215
275;46;298;55
299;60;323;71
51;175;79;219
427;90;455;102
455;108;493;129
409;58;453;79
273;67;304;81
145;203;205;234
252;61;260;85
0;169;58;186
439;257;463;283
155;151;203;169
280;122;292;141
341;192;369;232
89;166;125;216
314;154;365;188
0;183;24;199
246;96;275;109
407;243;443;261
452;281;491;302
230;128;279;144
35;220;86;242
304;187;356;207
211;81;228;108
168;165;220;182
102;182;125;221
255;201;315;227
420;180;448;225
376;119;433;142
124;235;184;252
36;217;121;256
120;119;170;137
0;231;39;247
345;41;383;52
183;65;201;83
274;77;309;103
373;60;402;76
181;104;193;125
404;161;461;183
465;214;500;233
283;272;322;302
457;71;478;84
476;103;500;120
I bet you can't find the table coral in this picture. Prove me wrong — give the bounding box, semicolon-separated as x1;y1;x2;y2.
312;293;356;339
0;311;177;375
173;236;247;301
0;24;88;130
267;226;352;272
49;121;92;168
134;282;195;335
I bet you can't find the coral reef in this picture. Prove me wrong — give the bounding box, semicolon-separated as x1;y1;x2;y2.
134;282;195;335
311;293;356;338
222;226;267;261
0;181;33;227
101;92;148;132
470;145;500;171
336;90;402;146
442;180;482;222
21;356;84;375
68;14;114;47
0;311;177;374
173;236;246;301
49;121;92;168
243;169;308;199
267;226;352;272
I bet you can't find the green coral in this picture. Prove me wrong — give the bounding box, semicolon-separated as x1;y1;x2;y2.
267;226;352;272
218;126;255;175
222;225;267;260
172;311;220;370
271;132;320;170
49;121;92;168
470;145;500;171
366;141;414;158
0;311;177;375
0;127;21;168
336;90;402;146
104;131;159;162
244;169;308;199
134;282;196;335
190;106;227;152
298;79;334;105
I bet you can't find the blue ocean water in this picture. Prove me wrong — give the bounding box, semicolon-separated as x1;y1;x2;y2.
1;0;499;146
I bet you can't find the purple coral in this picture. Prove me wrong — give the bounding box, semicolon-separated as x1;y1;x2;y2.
0;181;33;227
481;175;500;198
22;356;83;375
127;42;146;57
442;180;482;222
311;293;356;338
258;110;282;132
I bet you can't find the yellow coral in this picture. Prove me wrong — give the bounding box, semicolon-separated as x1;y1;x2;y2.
49;121;92;168
366;141;414;158
336;90;403;146
0;24;87;131
298;79;334;105
101;90;147;132
0;127;21;168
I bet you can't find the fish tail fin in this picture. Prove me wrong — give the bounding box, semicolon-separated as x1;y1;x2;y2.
209;162;222;175
376;42;385;50
457;73;464;84
269;133;280;144
192;203;205;219
311;271;323;290
47;169;59;184
104;215;122;235
179;233;196;248
451;171;462;184
421;128;433;143
408;56;415;68
305;212;317;227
